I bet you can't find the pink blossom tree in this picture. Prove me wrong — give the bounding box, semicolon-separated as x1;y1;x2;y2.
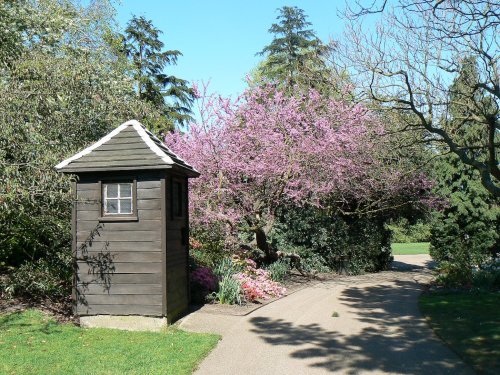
166;84;432;261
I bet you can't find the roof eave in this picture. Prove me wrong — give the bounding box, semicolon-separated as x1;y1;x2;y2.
57;164;200;177
172;164;200;178
56;164;175;174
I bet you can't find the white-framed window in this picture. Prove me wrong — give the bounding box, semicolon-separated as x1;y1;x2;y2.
103;182;133;215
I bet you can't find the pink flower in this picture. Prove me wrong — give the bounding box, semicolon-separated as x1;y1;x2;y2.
232;260;287;302
165;84;434;257
191;267;218;292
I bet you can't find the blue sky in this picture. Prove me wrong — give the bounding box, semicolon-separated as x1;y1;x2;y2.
115;1;346;98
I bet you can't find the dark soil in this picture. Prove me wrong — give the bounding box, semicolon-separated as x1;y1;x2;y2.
0;295;76;324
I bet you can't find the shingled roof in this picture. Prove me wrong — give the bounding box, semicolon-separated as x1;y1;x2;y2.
55;120;199;176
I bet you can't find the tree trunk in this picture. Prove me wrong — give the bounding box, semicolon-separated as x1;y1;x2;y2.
251;220;308;274
254;227;278;262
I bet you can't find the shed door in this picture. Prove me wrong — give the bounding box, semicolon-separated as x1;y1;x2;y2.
166;176;189;318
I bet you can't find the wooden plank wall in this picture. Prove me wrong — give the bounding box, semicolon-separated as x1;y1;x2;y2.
66;126;165;171
75;172;163;316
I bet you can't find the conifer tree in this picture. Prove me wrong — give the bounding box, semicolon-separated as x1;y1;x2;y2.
430;58;500;284
124;16;194;134
256;6;330;92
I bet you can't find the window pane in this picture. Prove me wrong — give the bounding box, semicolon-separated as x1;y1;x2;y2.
120;183;132;197
106;184;118;198
119;198;132;214
106;199;118;214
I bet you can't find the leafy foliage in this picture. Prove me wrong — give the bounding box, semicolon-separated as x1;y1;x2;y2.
235;259;286;301
212;258;243;305
0;0;165;301
189;266;218;304
430;156;499;285
472;265;500;291
430;58;500;286
386;218;431;243
256;6;332;92
264;258;291;282
124;15;195;134
270;205;393;274
166;84;433;263
189;224;231;268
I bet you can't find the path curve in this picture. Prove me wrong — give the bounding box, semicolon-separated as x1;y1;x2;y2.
180;255;474;375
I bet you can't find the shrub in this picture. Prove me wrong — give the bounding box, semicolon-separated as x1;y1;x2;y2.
190;266;218;303
214;275;242;305
235;259;286;301
191;267;218;292
386;218;431;243
472;268;500;290
270;205;392;274
297;250;330;274
434;261;473;288
1;258;71;301
430;153;499;286
189;224;232;268
210;257;287;304
265;259;290;282
435;260;500;290
235;272;286;301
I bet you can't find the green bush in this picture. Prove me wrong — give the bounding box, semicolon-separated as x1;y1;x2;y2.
265;259;291;282
430;155;499;286
1;258;71;300
472;268;500;290
214;275;242;305
386;218;431;243
296;250;330;274
269;205;392;274
190;223;231;268
429;60;499;287
434;261;474;288
435;261;500;290
212;258;242;305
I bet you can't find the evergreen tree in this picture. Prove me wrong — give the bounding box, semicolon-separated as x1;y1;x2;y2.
124;16;194;134
430;58;500;285
256;6;330;92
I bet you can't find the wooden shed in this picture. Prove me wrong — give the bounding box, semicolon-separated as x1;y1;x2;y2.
56;119;199;322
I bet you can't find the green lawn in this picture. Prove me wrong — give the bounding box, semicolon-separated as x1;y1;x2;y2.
420;291;500;375
0;310;219;375
391;242;430;255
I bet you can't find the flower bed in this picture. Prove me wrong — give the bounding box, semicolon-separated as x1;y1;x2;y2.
235;259;287;302
191;256;287;305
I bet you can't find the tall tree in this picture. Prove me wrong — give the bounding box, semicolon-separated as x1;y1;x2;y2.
165;85;433;262
124;16;195;134
340;0;500;197
256;6;330;92
0;0;165;300
430;57;499;284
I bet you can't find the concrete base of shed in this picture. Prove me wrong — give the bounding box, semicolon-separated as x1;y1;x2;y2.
79;315;168;332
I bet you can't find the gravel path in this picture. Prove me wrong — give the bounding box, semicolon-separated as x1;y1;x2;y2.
180;255;474;375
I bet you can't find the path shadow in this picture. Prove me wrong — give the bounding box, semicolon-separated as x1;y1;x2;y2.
391;258;437;272
249;279;472;374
